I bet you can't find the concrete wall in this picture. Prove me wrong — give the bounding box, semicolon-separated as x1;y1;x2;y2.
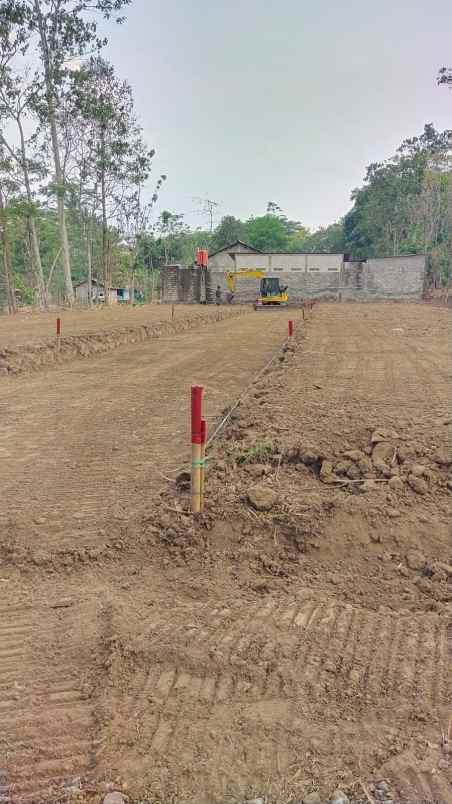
161;254;426;303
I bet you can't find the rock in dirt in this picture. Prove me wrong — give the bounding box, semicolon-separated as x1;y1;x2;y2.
397;444;411;463
432;561;452;578
389;475;404;492
410;463;427;477
334;459;352;476
357;455;373;476
434;447;452;467
247;484;277;511
407;474;428;495
372;442;394;466
303;793;323;804
300;448;320;466
247;463;269;479
103;794;127;804
371;428;399;443
406;549;426;571
343;449;366;462
320;460;333;478
330;790;350;804
346;463;361;479
374;461;392;478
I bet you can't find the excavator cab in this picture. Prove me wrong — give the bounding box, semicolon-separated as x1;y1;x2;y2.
256;277;288;307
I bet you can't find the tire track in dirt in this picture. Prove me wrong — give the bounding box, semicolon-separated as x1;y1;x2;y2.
0;600;105;804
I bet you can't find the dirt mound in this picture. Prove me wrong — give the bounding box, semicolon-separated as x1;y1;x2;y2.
0;306;249;377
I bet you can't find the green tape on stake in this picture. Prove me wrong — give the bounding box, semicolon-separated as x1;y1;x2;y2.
192;459;207;468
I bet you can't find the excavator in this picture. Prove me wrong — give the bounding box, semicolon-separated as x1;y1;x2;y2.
225;270;288;308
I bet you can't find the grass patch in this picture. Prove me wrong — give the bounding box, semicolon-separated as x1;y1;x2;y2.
236;439;275;465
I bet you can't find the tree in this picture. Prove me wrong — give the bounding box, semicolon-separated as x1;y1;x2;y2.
243;214;288;251
0;71;49;307
266;201;306;237
343;124;452;284
437;67;452;88
301;221;346;253
0;164;17;313
70;56;158;303
153;211;187;264
210;215;244;251
0;0;132;305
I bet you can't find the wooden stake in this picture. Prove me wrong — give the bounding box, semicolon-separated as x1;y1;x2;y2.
56;317;61;352
171;303;175;321
200;419;207;511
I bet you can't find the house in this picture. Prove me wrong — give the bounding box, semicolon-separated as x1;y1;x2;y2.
74;278;133;304
207;240;263;272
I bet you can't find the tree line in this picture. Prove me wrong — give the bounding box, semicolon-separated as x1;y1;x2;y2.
149;120;451;289
0;11;450;315
0;0;166;312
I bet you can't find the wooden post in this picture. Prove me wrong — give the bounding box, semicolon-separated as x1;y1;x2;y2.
171;303;175;321
56;317;61;351
191;385;204;513
200;419;207;512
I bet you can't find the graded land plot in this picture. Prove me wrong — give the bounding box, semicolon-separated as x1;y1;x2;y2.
0;303;451;804
0;303;215;349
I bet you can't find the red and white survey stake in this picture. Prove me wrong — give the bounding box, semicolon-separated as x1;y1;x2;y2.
191;385;204;513
56;317;61;351
288;320;294;337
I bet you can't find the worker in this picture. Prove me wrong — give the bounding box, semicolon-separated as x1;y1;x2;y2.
226;291;234;304
215;285;222;305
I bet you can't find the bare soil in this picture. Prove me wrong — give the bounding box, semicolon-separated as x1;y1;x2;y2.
0;304;217;348
0;304;247;375
0;303;451;804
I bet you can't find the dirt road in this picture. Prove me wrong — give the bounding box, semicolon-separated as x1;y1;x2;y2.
0;303;451;804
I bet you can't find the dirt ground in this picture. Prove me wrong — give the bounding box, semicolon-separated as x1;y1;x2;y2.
0;303;451;804
0;304;215;348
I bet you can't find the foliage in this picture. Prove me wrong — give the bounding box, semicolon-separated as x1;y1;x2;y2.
343;124;452;283
209;215;244;251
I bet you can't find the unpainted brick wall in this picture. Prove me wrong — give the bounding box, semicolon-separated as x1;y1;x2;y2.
161;255;426;303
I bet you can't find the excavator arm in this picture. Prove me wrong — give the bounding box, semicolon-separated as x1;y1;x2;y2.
226;270;265;292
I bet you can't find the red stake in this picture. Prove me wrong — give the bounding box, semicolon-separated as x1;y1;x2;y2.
288;320;294;337
191;386;204;514
56;317;61;337
191;385;203;444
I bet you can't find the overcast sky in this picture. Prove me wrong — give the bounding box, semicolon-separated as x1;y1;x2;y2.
105;0;451;231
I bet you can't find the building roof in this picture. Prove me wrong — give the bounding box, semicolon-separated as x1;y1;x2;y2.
264;251;344;256
208;240;263;258
74;278;126;291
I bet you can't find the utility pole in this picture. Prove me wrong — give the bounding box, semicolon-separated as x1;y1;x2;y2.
195;197;220;232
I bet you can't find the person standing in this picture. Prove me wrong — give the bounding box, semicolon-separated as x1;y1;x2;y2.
215;285;222;305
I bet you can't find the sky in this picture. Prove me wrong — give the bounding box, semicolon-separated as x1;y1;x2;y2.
105;0;452;231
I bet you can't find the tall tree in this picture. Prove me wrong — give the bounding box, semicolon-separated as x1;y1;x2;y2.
0;0;131;304
210;215;244;251
70;56;157;302
243;214;288;251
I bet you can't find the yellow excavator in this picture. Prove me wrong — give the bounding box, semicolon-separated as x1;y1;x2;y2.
225;270;288;308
